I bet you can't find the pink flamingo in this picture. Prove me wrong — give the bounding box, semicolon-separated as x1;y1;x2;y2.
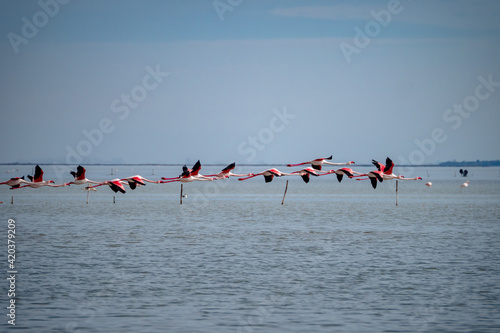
288;167;333;183
333;167;365;182
16;165;66;188
204;162;252;179
160;161;215;183
353;170;385;189
287;155;355;170
89;179;127;194
65;165;100;185
238;168;291;183
372;157;422;181
0;176;29;189
120;175;160;189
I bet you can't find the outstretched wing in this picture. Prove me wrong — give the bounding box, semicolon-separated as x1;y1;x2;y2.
221;162;236;172
336;173;344;183
181;165;190;177
263;174;274;183
109;181;126;194
34;165;43;182
301;174;310;183
76;165;86;179
384;157;394;174
190;160;202;176
372;159;385;172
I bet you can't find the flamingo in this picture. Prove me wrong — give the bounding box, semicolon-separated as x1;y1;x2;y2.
88;179;127;193
372;157;398;180
66;165;100;185
461;180;469;188
15;165;66;188
332;167;366;183
353;170;384;189
372;157;422;181
238;168;291;183
425;182;432;188
160;161;215;183
0;176;29;189
204;162;252;179
288;168;333;183
120;175;159;189
287;155;355;170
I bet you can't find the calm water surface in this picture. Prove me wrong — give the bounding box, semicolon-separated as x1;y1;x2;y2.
1;165;499;332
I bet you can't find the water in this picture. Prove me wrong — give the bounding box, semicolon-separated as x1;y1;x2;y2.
1;165;500;332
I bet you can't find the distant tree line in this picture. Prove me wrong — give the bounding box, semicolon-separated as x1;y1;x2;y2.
438;160;500;167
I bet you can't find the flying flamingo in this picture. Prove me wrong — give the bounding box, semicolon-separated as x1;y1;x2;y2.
160;161;215;183
88;179;127;194
238;168;291;183
204;162;252;179
120;175;160;189
372;157;398;180
332;167;366;183
371;157;422;181
15;165;66;188
353;170;384;189
287;155;355;170
288;168;333;183
0;176;29;189
65;165;100;185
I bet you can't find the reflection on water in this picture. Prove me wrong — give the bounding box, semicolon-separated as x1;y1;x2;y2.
1;165;499;332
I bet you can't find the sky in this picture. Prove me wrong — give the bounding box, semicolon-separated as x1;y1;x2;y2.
1;0;499;166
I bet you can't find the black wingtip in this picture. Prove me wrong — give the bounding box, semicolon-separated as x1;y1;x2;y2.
301;174;310;183
336;173;343;182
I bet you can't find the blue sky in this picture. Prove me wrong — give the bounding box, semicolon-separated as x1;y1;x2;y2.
1;0;499;165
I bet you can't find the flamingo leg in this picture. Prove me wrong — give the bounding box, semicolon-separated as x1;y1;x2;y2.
161;177;179;180
238;174;258;181
159;179;180;184
286;162;308;167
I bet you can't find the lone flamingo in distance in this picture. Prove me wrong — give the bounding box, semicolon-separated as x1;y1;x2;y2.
461;180;470;188
425;182;432;188
16;165;66;188
238;168;291;183
120;175;159;189
204;162;252;179
66;165;100;185
287;155;355;170
89;179;127;193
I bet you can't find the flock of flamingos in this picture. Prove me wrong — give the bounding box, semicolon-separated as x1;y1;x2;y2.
0;156;434;194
